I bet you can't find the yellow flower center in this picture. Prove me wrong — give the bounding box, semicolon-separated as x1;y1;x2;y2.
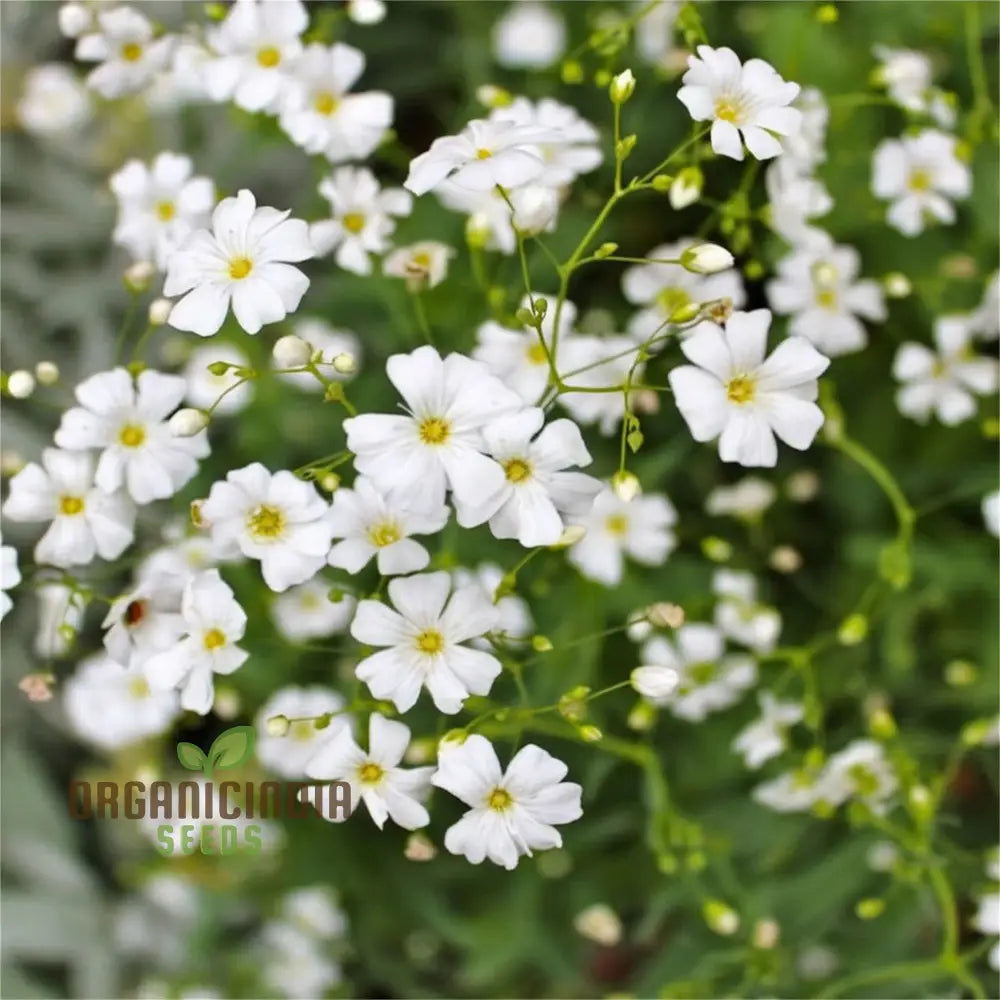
127;676;151;698
119;424;146;448
726;375;756;404
931;359;948;377
247;504;286;540
368;521;401;548
415;629;444;655
487;787;513;811
342;212;365;234
526;341;548;365
504;458;532;483
908;169;932;192
300;591;321;610
714;96;742;123
203;628;226;650
314;91;339;115
411;252;432;269
816;288;838;310
256;46;281;68
155;200;175;221
476;148;493;160
60;495;85;516
418;417;450;445
359;761;385;784
290;720;315;742
656;286;692;317
605;513;629;536
229;256;253;280
687;661;717;686
120;42;143;62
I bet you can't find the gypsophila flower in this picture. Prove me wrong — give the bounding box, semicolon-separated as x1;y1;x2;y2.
258;918;342;1000
568;487;677;587
491;2;565;70
274;318;361;391
75;6;174;98
164;189;315;337
347;0;386;25
271;579;356;643
816;739;898;813
705;476;777;519
732;692;804;769
432;735;582;870
437;181;559;254
102;575;186;670
669;309;830;467
753;767;825;814
872;129;971;236
350;571;502;714
678;46;802;161
310;167;412;276
893;316;998;425
971;853;1000;971
970;272;999;341
765;158;833;248
17;64;92;137
873;45;955;127
183;342;253;415
634;0;680;68
0;545;20;620
453;563;533;648
200;463;334;592
713;569;781;652
557;336;647;435
383;241;455;290
34;582;85;658
279;886;348;941
983;491;999;538
305;713;434;829
2;448;135;568
256;686;351;778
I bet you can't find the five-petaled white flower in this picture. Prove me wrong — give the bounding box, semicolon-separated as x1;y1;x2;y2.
200;463;334;592
309;167;412;276
55;368;209;504
101;575;186;670
872;129;971;237
350;571;502;714
678;45;802;161
17;63;92;137
732;692;804;769
109;153;216;271
143;569;249;714
712;569;781;653
305;713;434;829
492;1;566;70
2;448;135;568
256;686;352;778
669;309;830;467
892;316;998;425
432;735;582;870
271;579;357;643
75;6;174;99
382;241;455;290
343;345;524;520
164;188;315;337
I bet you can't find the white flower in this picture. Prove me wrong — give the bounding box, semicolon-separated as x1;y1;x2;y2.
54;367;209;505
272;579;356;642
678;46;802;161
970;272;999;341
437;182;559;254
279;886;348;940
432;735;582;869
109;153;215;271
17;63;92;137
137;521;234;587
766;238;886;357
279;42;392;161
753;768;824;814
459;408;602;547
2;449;135;568
557;336;647;435
255;686;351;777
983;491;999;538
309;166;412;276
872;129;971;237
766;158;833;248
0;545;20;620
305;713;434;829
350;571;502;714
145;38;215;111
258;920;341;1000
279;318;361;391
630;665;679;701
816;739;898;812
102;575;186;669
200;463;334;592
713;569;782;653
634;0;680;67
452;563;533;649
639;625;757;721
492;2;566;69
59;2;95;38
622;238;746;343
203;0;307;113
668;309;830;467
164;189;315;337
75;6;174;98
327;475;449;575
347;0;386;25
405;118;565;197
343;345;524;519
872;45;953;126
34;582;85;657
705;476;776;519
732;692;804;769
143;569;248;714
63;653;180;750
183;342;253;415
567;487;677;587
972;891;1000;972
893;316;998;425
782;87;828;171
383;241;455;290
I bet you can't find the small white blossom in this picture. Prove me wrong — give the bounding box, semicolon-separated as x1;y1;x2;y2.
271;579;356;643
634;0;680;67
557;336;647;435
347;0;386;25
437;181;559;254
383;241;455;290
705;476;776;519
816;739;898;813
983;491;999;539
277;318;361;391
280;886;348;941
183;342;253;415
256;686;351;778
257;921;341;1000
102;575;186;670
873;45;954;127
75;6;174;98
765;158;833;248
492;2;566;70
713;569;781;652
17;64;92;137
970;272;999;341
732;692;804;769
453;563;533;649
0;545;20;620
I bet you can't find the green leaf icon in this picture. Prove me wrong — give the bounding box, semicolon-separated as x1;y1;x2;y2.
177;742;207;772
207;726;256;772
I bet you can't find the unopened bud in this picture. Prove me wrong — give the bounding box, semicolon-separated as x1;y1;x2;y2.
123;260;155;292
531;635;553;652
855;897;885;920
651;173;673;192
647;602;684;629
168;408;208;437
752;918;781;950
616;134;637;160
883;272;911;298
190;499;206;528
213;686;241;720
148;298;172;326
703;900;740;936
868;708;897;740
18;673;54;702
612;470;640;502
552;524;586;547
702;536;733;562
332;352;356;375
609;68;635;104
561;59;584;84
475;84;512;108
908;784;933;823
594;242;619;259
769;545;802;573
6;370;35;399
466;213;492;249
837;613;868;645
34;361;59;386
404;832;437;861
265;714;290;737
669;166;703;209
631;665;678;701
273;335;312;369
319;473;340;492
578;724;603;743
786;469;820;502
669;301;702;324
945;659;976;686
627;699;657;731
573;904;622;946
680;243;734;274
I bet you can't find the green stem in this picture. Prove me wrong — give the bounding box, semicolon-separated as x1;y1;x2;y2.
411;293;436;347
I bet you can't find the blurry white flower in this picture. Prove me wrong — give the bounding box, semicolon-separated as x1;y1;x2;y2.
433;735;582;869
347;0;386;25
258;919;342;1000
574;904;623;946
0;545;20;620
350;571;502;714
816;739;898;812
765;158;833;248
872;129;970;236
754;768;824;814
678;45;802;161
732;692;803;768
983;491;999;538
6;371;35;399
437;181;559;254
17;64;92;137
75;6;174;98
669;167;703;209
866;839;900;872
634;0;680;67
183;342;253;415
705;476;776;519
873;45;953;126
310;166;412;276
713;569;781;652
970;271;999;341
34;582;85;657
271;579;356;643
279;318;361;391
255;686;351;777
101;575;185;670
797;945;840;981
492;2;566;70
165;189;315;336
453;563;533;648
557;335;647;435
272;335;312;369
383;241;455;290
59;2;95;38
668;310;830;467
681;243;735;275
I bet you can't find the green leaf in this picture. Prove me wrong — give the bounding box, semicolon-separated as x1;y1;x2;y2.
176;742;207;772
207;725;256;771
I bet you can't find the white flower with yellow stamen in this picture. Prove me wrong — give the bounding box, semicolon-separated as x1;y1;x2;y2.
383;241;455;290
271;579;356;643
200;463;334;592
256;686;352;778
55;368;209;504
669;309;829;467
143;569;248;715
432;735;582;870
350;571;502;714
75;6;174;99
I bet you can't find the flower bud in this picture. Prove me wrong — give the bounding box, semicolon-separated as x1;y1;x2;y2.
612;470;640;502
669;166;703;209
769;545;802;573
123;260;155;292
680;243;734;274
883;272;911;298
273;335;312;368
855;897;885;920
465;213;492;249
512;186;559;235
573;904;622;946
594;242;619;259
630;665;678;701
58;2;92;36
531;635;553;652
6;370;35;399
837;613;868;646
868;707;897;740
703;900;740;936
609;69;635;104
34;361;59;386
651;173;672;192
319;473;340;493
578;724;603;743
18;673;54;702
404;832;437;861
701;536;733;562
647;602;684;629
945;659;977;686
476;84;512;108
266;714;290;737
168;408;208;437
786;469;820;502
627;699;657;731
669;301;702;324
561;60;584;84
147;297;171;326
908;784;933;824
332;352;356;375
213;686;241;720
752;918;781;950
551;524;586;548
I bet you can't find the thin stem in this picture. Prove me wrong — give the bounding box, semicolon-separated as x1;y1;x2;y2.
411;293;436;347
